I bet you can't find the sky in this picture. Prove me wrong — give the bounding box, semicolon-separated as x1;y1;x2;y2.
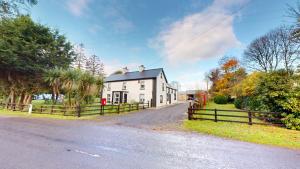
31;0;298;91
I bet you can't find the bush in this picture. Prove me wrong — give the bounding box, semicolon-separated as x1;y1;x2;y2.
282;114;300;130
234;97;243;109
214;95;228;104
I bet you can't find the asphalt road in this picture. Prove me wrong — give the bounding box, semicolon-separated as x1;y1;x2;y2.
0;103;299;169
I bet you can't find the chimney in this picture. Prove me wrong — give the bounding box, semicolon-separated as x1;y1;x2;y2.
139;65;145;72
122;67;129;74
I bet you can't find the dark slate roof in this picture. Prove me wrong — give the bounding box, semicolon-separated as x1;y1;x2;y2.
105;68;166;82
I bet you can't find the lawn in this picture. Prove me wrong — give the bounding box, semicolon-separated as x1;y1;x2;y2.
184;102;300;149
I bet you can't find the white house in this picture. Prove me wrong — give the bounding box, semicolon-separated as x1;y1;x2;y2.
102;65;177;107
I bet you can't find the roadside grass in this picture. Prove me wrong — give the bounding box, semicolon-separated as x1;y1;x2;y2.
0;103;141;120
184;102;300;149
0;109;98;120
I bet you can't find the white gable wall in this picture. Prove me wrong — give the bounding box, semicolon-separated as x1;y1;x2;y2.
156;72;168;107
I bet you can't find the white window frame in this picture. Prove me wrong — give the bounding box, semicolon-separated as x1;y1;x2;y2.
140;80;145;90
107;83;111;91
139;94;145;103
122;82;127;90
107;94;111;103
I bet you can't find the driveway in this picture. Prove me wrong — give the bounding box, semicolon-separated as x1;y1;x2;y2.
0;104;299;169
101;103;188;129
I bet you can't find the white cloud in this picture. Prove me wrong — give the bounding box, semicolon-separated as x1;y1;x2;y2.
66;0;91;17
102;59;140;75
152;0;247;64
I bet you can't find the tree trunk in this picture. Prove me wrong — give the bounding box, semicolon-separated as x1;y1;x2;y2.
18;92;25;110
25;95;32;105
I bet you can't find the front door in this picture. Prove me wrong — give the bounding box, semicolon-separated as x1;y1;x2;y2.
113;92;121;104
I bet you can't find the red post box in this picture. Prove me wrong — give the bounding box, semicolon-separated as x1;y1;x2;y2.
101;98;107;105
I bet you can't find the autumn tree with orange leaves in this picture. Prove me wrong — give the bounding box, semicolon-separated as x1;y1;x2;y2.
209;57;246;96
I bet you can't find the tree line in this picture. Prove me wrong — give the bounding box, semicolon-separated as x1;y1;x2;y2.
0;1;105;109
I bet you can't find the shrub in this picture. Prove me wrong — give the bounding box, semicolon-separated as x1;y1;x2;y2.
234;97;243;109
214;95;228;104
282;114;300;130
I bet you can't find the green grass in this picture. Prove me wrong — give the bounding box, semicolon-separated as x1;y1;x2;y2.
184;102;300;149
0;109;98;120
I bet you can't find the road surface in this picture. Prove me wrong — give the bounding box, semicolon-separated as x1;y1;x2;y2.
0;103;299;169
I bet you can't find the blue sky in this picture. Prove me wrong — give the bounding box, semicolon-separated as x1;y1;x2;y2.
31;0;297;90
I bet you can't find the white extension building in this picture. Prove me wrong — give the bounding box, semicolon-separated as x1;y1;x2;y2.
102;65;177;107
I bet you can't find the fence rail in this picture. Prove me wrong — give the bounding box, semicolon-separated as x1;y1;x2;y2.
0;101;151;117
187;105;282;126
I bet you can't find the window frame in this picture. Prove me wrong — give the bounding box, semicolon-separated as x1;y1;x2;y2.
140;80;145;90
122;82;127;90
139;94;145;103
107;83;111;91
107;94;111;103
160;95;163;103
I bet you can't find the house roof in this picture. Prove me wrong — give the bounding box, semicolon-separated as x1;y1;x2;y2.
105;68;166;82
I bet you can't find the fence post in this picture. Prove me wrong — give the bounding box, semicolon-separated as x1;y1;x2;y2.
248;111;252;125
50;105;54;114
143;102;145;109
63;106;66;116
214;109;218;122
137;103;139;110
129;104;131;112
76;104;81;117
188;107;192;120
117;104;120;114
147;101;150;108
40;106;43;113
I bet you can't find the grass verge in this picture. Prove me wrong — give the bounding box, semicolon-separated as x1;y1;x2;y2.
0;109;98;120
184;102;300;149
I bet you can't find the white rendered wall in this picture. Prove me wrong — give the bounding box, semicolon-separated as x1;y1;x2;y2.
102;79;153;104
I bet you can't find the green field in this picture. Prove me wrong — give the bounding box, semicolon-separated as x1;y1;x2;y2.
184;102;300;149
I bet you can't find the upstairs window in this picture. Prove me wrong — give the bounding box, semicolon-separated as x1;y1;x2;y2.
162;83;165;91
122;82;127;90
140;80;145;90
107;83;111;91
161;73;163;79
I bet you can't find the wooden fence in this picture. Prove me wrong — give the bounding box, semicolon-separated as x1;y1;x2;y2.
0;102;30;112
187;105;282;126
0;101;151;117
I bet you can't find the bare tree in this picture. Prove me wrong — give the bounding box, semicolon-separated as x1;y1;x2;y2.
277;26;300;73
85;54;104;76
243;29;281;72
73;43;86;70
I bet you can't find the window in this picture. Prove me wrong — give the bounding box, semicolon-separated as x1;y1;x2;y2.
122;82;126;90
139;94;145;103
107;94;111;103
162;83;165;91
140;80;145;90
107;83;111;91
160;95;163;103
161;73;163;79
